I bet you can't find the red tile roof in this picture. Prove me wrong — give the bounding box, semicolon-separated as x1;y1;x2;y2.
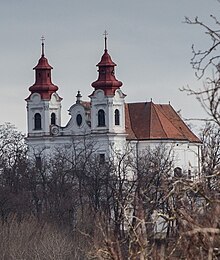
27;53;61;101
125;102;201;143
91;49;123;96
81;101;91;110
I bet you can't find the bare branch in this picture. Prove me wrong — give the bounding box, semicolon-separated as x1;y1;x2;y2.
185;16;220;79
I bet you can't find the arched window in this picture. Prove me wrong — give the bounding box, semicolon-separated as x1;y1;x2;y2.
98;109;105;127
115;109;120;125
34;113;41;130
51;113;56;125
76;114;82;126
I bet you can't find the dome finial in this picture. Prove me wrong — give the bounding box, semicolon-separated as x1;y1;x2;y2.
103;30;108;51
41;35;45;57
76;90;82;104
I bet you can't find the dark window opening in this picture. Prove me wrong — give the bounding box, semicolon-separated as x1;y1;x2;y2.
99;154;105;164
51;113;56;125
99;69;106;74
174;167;182;178
188;169;191;179
115;109;120;125
36;156;42;170
98;109;105;127
76;114;82;126
34;113;41;130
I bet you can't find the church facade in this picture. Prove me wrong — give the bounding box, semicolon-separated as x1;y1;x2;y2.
26;37;201;175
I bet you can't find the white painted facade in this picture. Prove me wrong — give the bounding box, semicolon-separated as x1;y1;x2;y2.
26;43;201;176
27;92;62;137
26;88;128;159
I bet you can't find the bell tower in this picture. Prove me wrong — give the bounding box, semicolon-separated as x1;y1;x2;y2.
90;32;126;155
26;37;62;139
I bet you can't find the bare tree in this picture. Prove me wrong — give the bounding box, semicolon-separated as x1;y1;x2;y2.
200;122;220;190
0;121;219;259
0;123;28;220
185;14;220;79
181;15;220;258
183;13;220;126
84;145;174;259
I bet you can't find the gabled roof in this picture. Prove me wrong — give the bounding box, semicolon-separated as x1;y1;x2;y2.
125;102;201;143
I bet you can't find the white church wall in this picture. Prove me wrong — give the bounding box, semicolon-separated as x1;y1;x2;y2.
134;140;201;176
27;92;62;137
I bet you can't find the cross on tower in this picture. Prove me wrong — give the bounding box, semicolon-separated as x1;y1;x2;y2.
41;35;45;43
103;30;108;51
41;35;45;56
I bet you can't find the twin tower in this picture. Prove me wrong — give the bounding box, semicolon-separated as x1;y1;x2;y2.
25;35;201;175
26;36;127;158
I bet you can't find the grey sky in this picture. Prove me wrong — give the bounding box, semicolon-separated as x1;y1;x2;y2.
0;0;219;132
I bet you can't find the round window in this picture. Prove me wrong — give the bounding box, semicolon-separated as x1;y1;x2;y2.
76;114;82;126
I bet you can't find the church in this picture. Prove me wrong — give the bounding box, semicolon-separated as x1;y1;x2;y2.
25;35;201;175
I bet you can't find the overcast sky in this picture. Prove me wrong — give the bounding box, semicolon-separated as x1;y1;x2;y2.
0;0;219;133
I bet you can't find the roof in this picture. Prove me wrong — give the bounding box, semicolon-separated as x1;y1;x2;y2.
125;102;201;143
26;52;60;101
33;55;53;70
91;49;123;96
96;49;116;67
81;101;91;110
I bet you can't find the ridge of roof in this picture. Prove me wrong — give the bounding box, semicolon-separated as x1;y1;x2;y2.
150;103;168;139
153;104;186;139
156;104;201;142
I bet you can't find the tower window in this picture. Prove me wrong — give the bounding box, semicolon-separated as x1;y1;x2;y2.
98;109;105;127
99;154;105;164
51;113;56;125
76;114;82;126
115;109;120;125
34;113;41;130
